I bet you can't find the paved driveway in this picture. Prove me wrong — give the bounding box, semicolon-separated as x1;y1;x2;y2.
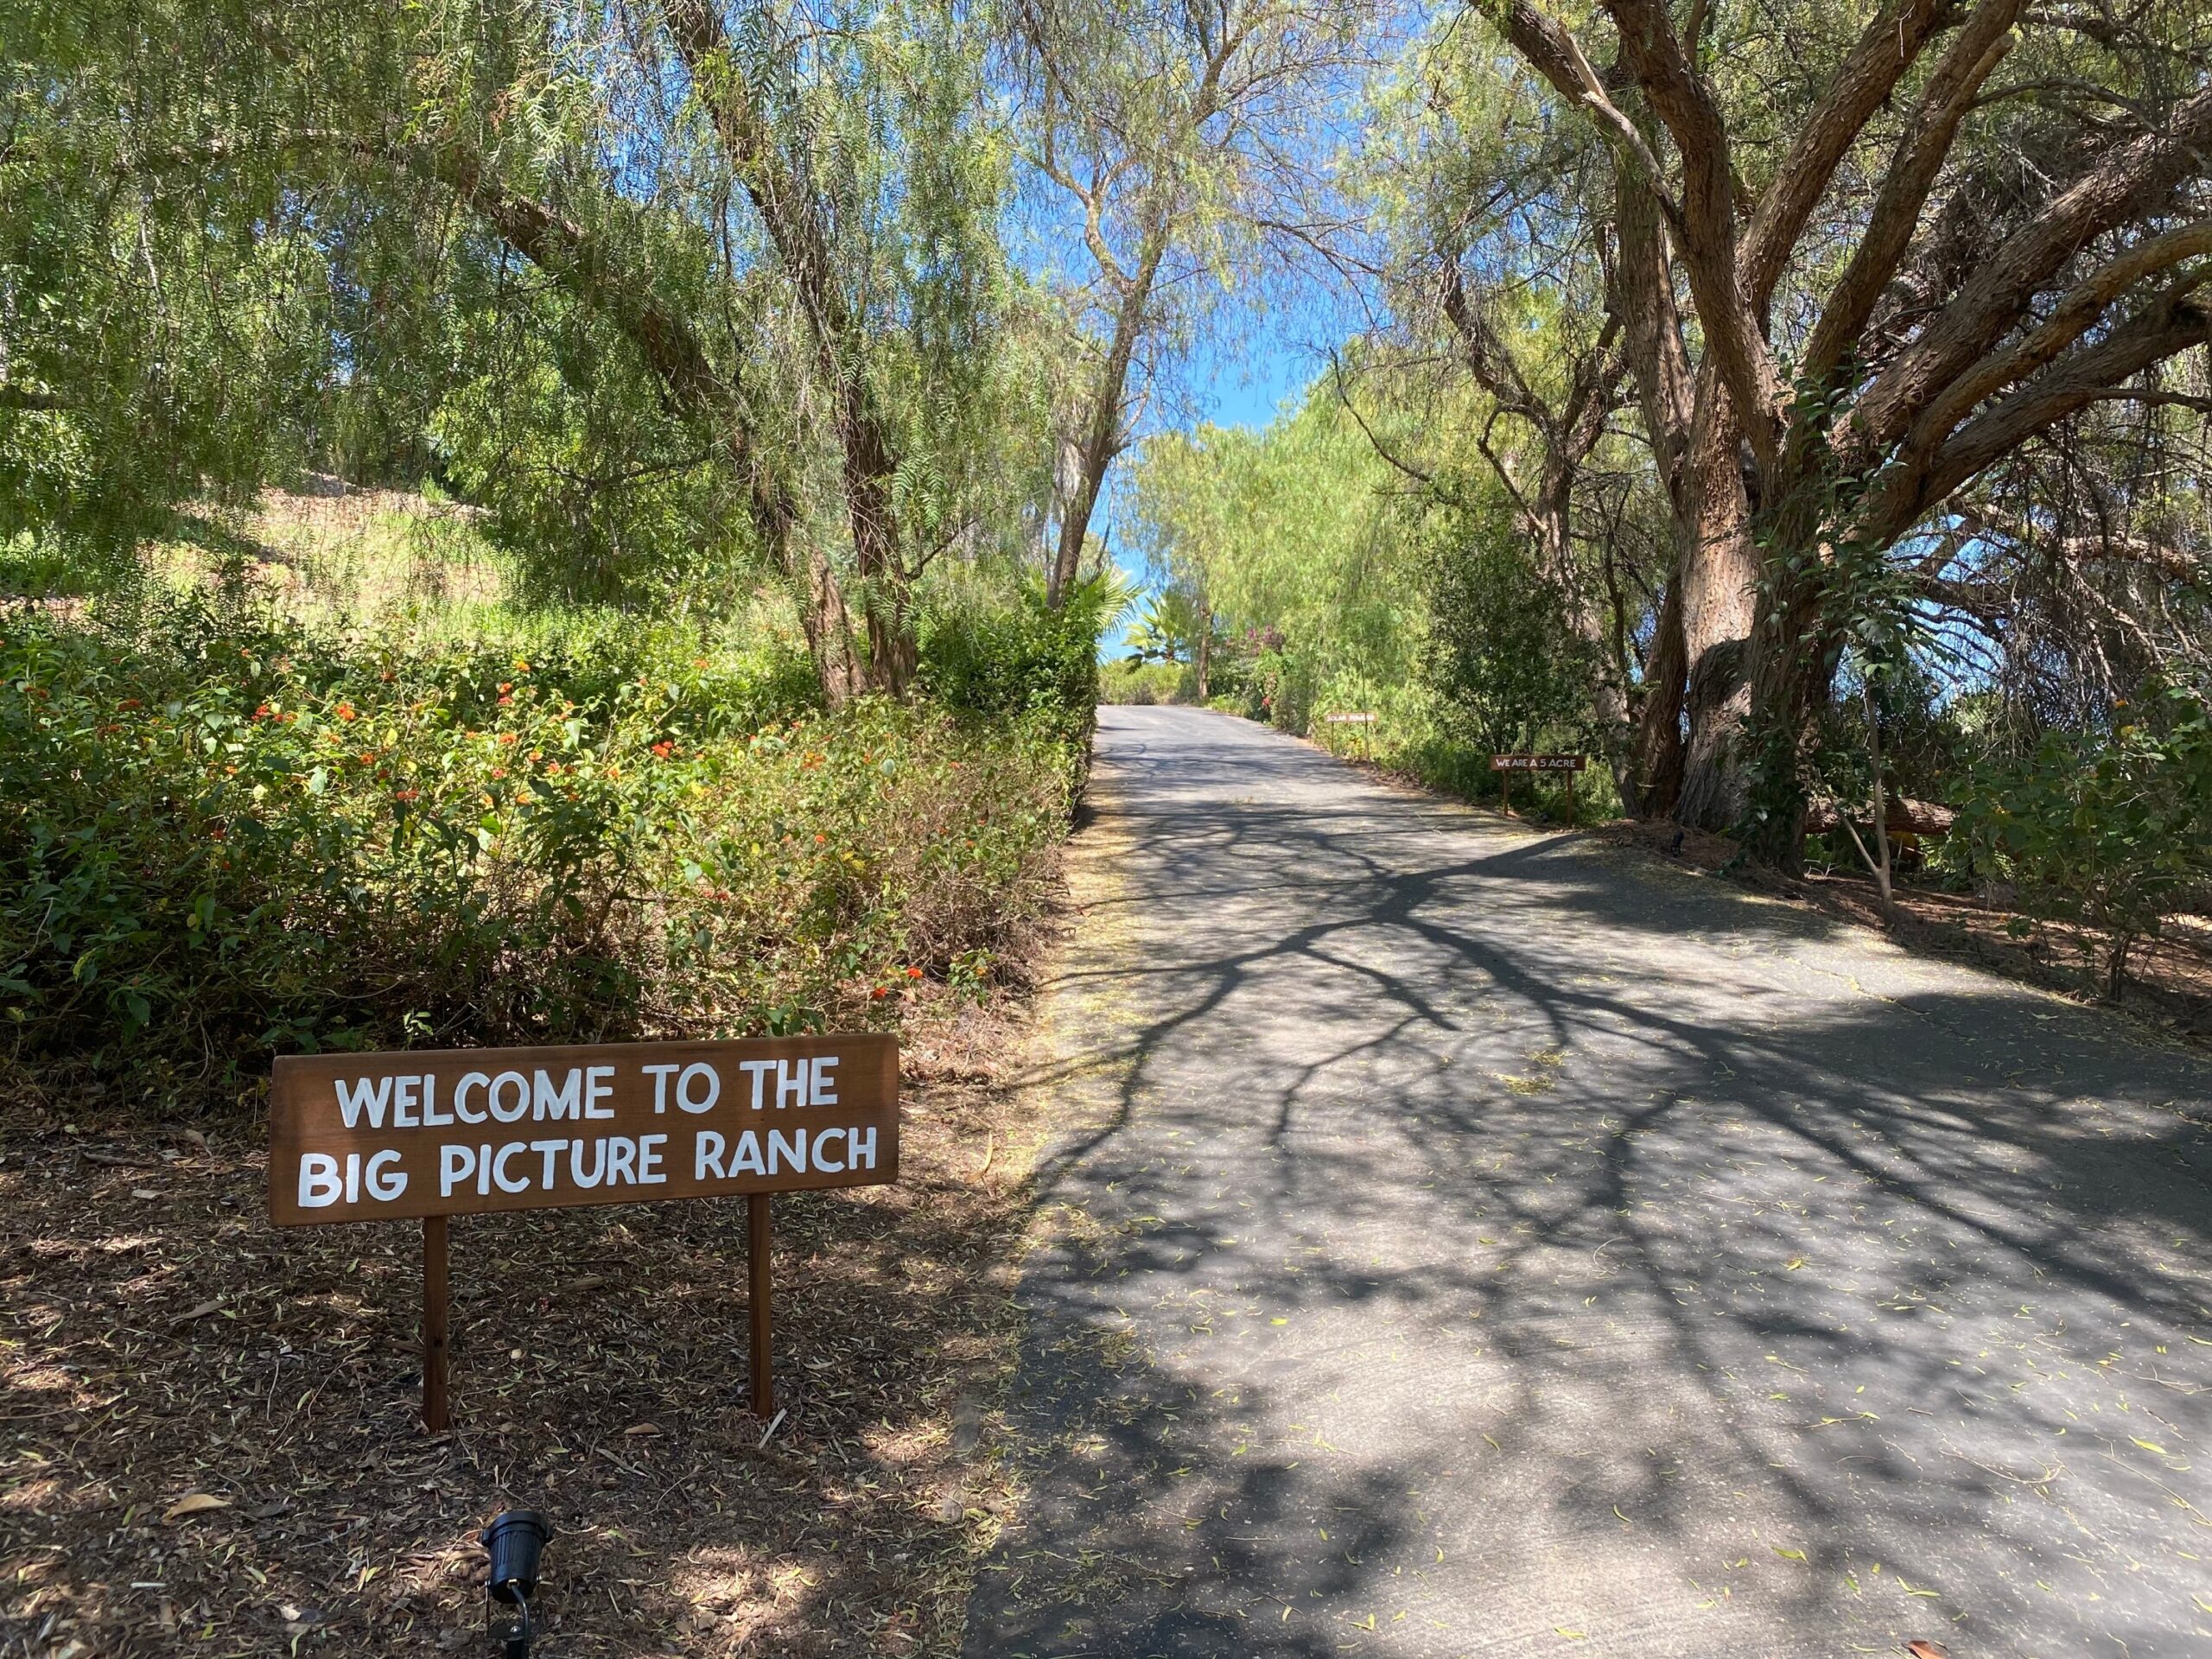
964;706;2210;1659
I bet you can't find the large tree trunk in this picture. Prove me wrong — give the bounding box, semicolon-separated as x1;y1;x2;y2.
1193;586;1211;702
1630;573;1687;815
1048;410;1114;607
848;509;915;697
1608;142;1699;818
1669;385;1760;831
1738;604;1829;872
1736;484;1840;872
836;389;918;696
1049;331;1139;607
785;532;861;709
1049;214;1172;608
1531;465;1635;801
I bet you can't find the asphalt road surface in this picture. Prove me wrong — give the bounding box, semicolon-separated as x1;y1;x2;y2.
964;706;2211;1659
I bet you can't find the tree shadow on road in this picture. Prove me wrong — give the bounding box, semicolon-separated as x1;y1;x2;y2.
972;716;2212;1656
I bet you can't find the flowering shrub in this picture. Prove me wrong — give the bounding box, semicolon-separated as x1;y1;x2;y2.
0;594;1077;1104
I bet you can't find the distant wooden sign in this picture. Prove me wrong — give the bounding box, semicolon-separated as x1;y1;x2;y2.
268;1035;898;1428
1489;753;1586;772
1489;753;1589;823
1322;710;1378;759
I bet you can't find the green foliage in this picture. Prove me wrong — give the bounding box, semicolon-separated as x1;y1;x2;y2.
1;0;1067;677
0;594;1074;1104
1425;513;1603;756
918;572;1116;772
1099;660;1185;705
429;298;762;607
1952;678;2212;995
1127;394;1422;732
1121;589;1205;666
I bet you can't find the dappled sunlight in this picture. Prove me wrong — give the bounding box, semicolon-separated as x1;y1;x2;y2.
973;707;2212;1657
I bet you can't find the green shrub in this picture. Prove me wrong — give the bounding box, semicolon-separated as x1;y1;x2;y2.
1426;527;1603;756
918;575;1107;787
1099;660;1183;705
0;594;1073;1106
1953;677;2212;996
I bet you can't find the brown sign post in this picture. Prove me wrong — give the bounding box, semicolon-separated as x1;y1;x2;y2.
270;1034;898;1430
1489;753;1588;823
1323;710;1376;760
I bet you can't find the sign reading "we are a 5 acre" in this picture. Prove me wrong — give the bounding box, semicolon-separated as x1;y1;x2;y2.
268;1035;898;1226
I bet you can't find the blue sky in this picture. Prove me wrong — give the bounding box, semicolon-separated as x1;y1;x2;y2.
1097;333;1322;614
1187;338;1319;431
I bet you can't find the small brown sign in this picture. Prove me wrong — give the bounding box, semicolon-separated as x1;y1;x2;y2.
1490;753;1586;772
270;1035;898;1227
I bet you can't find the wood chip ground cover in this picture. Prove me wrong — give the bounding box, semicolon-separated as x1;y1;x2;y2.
1;996;1054;1657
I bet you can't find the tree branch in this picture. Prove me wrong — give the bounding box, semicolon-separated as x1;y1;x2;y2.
1865;287;2212;543
1849;80;2212;458
1802;0;2024;389
1905;219;2212;456
1738;0;1958;318
1599;0;1788;466
1487;1;1683;231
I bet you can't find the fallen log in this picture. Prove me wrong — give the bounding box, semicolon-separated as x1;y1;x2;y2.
1804;797;1956;837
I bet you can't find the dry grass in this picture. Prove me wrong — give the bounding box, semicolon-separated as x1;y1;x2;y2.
145;482;508;630
0;969;1067;1658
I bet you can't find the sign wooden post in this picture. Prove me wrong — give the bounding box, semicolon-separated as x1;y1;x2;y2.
269;1035;898;1430
1490;753;1587;822
423;1214;450;1433
748;1192;773;1415
1323;710;1376;760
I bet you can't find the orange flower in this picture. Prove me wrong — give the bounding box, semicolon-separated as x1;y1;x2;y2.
334;702;356;721
906;965;922;980
814;833;827;845
499;683;512;694
498;694;513;707
498;732;518;746
252;703;272;720
869;985;888;999
651;741;673;759
693;658;709;670
394;787;420;804
491;766;507;779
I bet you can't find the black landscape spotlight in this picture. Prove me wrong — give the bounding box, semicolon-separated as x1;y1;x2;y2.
481;1510;550;1657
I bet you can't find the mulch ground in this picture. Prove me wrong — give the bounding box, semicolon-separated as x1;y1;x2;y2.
1;986;1058;1658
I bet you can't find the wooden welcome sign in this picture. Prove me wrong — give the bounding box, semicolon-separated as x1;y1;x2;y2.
269;1035;899;1428
1489;753;1588;821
